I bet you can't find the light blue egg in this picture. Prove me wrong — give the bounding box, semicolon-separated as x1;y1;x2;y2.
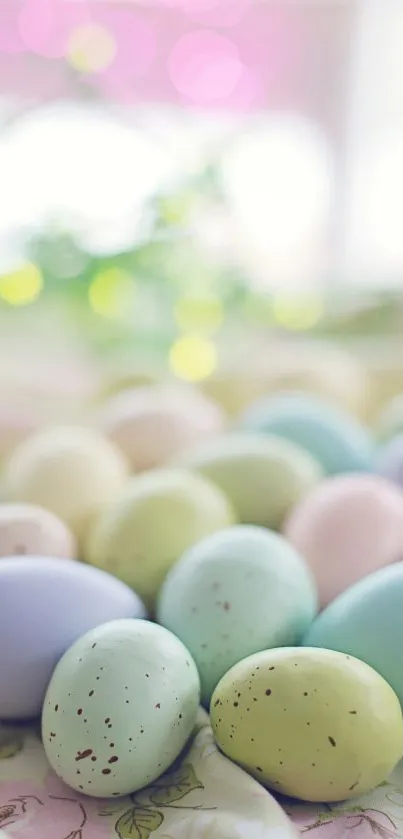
157;525;318;705
240;392;374;475
375;436;403;489
0;556;146;719
303;563;403;706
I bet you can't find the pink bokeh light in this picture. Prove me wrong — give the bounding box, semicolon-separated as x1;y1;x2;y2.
168;30;244;104
18;0;91;59
182;0;251;29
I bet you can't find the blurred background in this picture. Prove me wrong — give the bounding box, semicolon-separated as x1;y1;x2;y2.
0;0;402;440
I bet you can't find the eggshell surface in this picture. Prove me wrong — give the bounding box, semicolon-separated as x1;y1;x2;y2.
0;503;76;559
303;562;403;707
210;647;403;802
0;557;145;719
42;619;200;797
157;526;317;704
5;426;128;545
85;469;235;610
240;392;374;475
284;475;403;606
178;434;322;530
99;384;225;471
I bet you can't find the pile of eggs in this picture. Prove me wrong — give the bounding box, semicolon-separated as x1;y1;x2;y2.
3;375;403;805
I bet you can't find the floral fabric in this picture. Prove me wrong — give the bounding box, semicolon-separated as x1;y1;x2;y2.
0;711;401;838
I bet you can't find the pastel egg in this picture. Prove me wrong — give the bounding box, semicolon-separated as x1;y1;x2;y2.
85;469;235;610
303;562;403;707
240;392;374;475
0;557;145;719
284;475;403;607
157;526;317;705
99;384;226;471
376;436;403;488
5;426;128;545
42;619;200;796
210;647;403;802
178;434;322;530
0;503;76;559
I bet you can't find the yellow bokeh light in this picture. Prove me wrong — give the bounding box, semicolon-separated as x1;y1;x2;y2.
169;335;217;382
0;263;43;306
272;293;323;331
88;268;135;319
174;294;223;334
67;24;116;74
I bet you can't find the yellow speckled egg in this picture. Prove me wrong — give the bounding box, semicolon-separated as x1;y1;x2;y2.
5;427;128;546
85;469;235;610
98;384;226;471
210;647;403;802
0;503;76;558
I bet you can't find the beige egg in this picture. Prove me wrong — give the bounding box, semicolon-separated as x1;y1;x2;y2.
5;426;128;546
0;503;76;558
99;384;226;471
85;468;235;610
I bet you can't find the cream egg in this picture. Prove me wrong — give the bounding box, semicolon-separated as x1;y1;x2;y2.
5;426;128;546
98;384;226;471
0;503;76;558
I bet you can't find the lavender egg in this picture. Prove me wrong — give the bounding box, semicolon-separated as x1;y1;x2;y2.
0;557;146;719
376;436;403;488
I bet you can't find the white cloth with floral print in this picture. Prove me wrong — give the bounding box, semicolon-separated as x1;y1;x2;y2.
0;710;401;838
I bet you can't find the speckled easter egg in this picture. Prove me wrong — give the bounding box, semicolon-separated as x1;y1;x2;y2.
303;562;403;708
85;469;235;610
0;503;76;559
210;647;403;802
5;426;128;545
157;526;317;704
178;434;322;530
376;435;403;488
240;392;374;475
99;384;226;471
42;619;200;797
284;475;403;607
0;557;145;719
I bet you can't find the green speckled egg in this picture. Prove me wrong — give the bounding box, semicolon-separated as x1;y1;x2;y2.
210;647;403;802
85;469;235;610
42;619;200;797
177;434;322;530
157;526;317;705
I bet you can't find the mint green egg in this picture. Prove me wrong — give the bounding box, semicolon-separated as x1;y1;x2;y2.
42;619;200;797
240;392;374;476
178;433;322;530
157;525;317;705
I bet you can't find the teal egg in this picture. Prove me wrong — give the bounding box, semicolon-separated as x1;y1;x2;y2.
303;563;403;706
240;392;374;476
157;525;317;705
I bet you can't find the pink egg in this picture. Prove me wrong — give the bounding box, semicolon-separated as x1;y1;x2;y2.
284;474;403;607
98;384;226;471
0;503;76;559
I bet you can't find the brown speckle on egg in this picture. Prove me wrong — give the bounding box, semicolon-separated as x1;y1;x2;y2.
102;768;111;775
77;708;83;716
265;689;272;696
108;756;118;763
328;736;336;747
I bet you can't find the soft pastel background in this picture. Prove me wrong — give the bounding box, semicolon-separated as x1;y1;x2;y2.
1;1;403;836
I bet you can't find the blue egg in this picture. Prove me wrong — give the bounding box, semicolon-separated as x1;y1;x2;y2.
0;556;146;719
240;392;374;475
303;563;403;706
376;436;403;488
